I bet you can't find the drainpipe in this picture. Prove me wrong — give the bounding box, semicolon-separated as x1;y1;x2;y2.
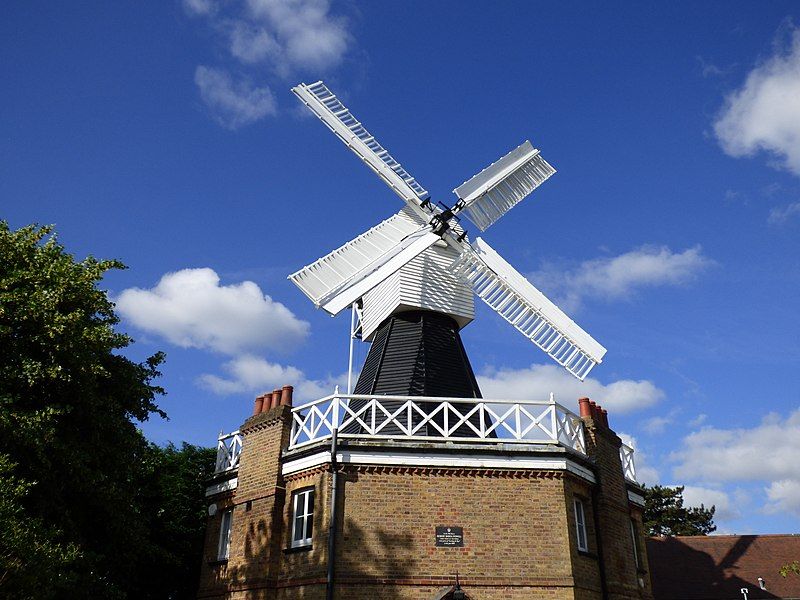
591;471;609;600
326;429;339;600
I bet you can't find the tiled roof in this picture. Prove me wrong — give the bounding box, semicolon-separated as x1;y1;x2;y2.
647;534;800;600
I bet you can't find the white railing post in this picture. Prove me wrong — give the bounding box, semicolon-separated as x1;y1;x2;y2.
549;392;558;444
332;385;341;433
577;420;586;454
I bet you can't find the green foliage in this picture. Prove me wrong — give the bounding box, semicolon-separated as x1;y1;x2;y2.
0;222;215;598
0;454;80;599
136;442;217;599
781;561;800;577
643;484;716;536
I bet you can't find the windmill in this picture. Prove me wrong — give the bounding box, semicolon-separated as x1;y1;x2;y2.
288;81;606;426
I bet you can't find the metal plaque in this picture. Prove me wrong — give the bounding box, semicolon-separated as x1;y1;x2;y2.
435;526;464;547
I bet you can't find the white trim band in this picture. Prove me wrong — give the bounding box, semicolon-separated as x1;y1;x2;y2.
282;449;595;483
206;477;238;497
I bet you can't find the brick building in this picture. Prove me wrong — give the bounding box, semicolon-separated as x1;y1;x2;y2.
197;386;653;600
647;534;800;600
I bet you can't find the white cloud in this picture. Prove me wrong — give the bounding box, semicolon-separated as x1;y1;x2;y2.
680;485;740;522
194;66;276;129
228;20;282;65
767;201;800;225
618;433;660;486
185;1;352;128
198;354;345;402
672;408;800;483
765;479;800;516
183;0;215;17
641;415;672;435
187;0;351;75
531;246;713;311
117;267;309;355
688;413;707;427
245;0;350;71
671;407;800;516
714;25;800;176
477;363;664;414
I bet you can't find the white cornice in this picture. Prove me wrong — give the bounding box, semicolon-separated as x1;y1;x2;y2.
282;449;595;483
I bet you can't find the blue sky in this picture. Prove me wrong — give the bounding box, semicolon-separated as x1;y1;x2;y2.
3;2;800;534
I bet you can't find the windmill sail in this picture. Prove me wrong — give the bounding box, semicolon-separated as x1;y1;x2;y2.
451;237;606;380
289;208;439;316
292;81;430;214
453;141;555;231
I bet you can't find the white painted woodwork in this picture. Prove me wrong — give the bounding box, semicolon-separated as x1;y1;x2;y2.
292;81;430;220
361;241;474;340
282;449;596;483
288;393;587;455
288;208;434;315
290;80;607;382
215;430;242;473
453;141;556;231
620;442;637;482
452;237;606;380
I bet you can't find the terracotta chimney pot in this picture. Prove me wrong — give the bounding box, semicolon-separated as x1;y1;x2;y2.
578;397;591;418
271;388;282;409
253;394;265;415
281;385;294;407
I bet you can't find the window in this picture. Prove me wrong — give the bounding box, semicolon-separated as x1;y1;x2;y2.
630;519;640;569
217;509;233;560
574;499;588;552
291;488;315;548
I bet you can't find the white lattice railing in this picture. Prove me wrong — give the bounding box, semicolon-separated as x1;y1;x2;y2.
289;393;586;454
620;442;636;482
215;431;243;473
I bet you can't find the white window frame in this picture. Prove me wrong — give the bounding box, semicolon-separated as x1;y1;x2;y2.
574;498;588;552
217;509;233;560
291;488;315;548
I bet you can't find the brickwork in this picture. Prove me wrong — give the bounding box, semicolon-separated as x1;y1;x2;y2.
198;404;294;600
197;396;653;600
583;416;653;600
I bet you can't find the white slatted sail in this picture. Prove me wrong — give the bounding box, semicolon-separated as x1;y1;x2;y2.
453;141;556;231
292;81;430;214
451;237;606;380
288;209;439;316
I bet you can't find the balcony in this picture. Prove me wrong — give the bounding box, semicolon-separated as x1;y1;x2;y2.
213;393;640;484
288;393;587;454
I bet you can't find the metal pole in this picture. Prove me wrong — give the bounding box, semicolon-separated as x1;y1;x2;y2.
325;429;339;600
347;303;356;394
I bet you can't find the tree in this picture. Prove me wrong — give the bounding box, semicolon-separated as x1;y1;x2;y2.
0;221;166;597
643;485;716;536
136;442;217;599
0;453;80;598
